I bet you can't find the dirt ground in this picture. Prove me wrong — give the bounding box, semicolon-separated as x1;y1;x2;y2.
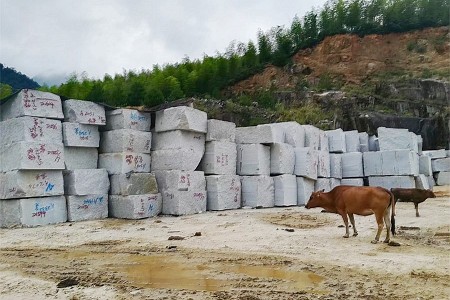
0;186;449;300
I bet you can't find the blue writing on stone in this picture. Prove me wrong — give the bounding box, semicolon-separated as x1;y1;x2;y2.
83;196;104;205
130;112;147;121
74;127;91;136
45;182;55;192
148;203;154;212
34;202;55;212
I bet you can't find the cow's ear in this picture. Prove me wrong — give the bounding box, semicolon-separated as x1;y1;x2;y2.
320;189;325;193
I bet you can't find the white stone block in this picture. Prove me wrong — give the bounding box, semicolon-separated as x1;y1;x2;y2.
341;178;364;186
100;129;152;154
368;176;415;190
155;106;207;133
241;175;274;208
415;175;430;190
317;151;331;178
161;189;207;216
206;119;236;142
201;141;237;175
326;129;346;153
319;131;329;151
315;178;332;192
63;169;109;195
364;150;419;176
0;170;64;200
368;135;379;151
359;132;369;152
0;116;62;146
151;130;205;151
154;170;205;192
303;125;320;150
341;152;364;178
419;155;433;176
109;194;162;219
0;142;65;172
235;125;284;144
206;175;241;211
296;176;315;206
270;143;295;175
0;196;67;228
66;194;108;222
273;174;297;207
236;144;270;175
281;122;305;148
344;130;360;152
431;157;450;172
378;127;418;152
422;149;447;160
62;122;100;147
63;99;106;125
64;147;98;170
294;147;318;180
98;153;151;175
104;109;151;132
330;154;342;179
427;175;436;188
330;178;341;190
109;173;158;195
0;89;64;121
151;148;203;171
436;172;450;185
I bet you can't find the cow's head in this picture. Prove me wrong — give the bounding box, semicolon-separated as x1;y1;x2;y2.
427;189;436;198
305;190;324;209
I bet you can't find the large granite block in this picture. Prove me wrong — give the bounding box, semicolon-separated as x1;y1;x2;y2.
326;129;346;153
431;157;450;172
66;194;108;222
303;125;320;150
0;170;64;200
422;149;447;160
151;148;203;171
64;147;98;170
63;169;109;195
235;125;284;144
436;172;450;185
63;99;106;125
363;150;419;176
109;173;158;195
368;176;415;190
241;175;274;208
0;89;64;121
0;116;62;146
318;130;329;152
294;147;318;180
0;142;65;172
368;135;379;151
104;109;151;132
315;178;331;192
98;153;151;174
296;176;315;206
155;106;207;133
206;175;241;211
100;129;151;154
344;130;360;152
419;155;433;176
201;141;236;175
341;152;364;178
415;174;430;190
359;132;369;152
151;130;205;151
62;122;100;147
330;154;342;179
317;151;331;178
273;174;297;207
281;122;305;148
206;119;236;142
109;194;162;219
236;144;270;175
154;170;205;191
341;178;364;186
270;143;295;175
378;127;418;152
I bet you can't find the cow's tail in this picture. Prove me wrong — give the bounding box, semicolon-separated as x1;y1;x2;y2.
389;190;396;236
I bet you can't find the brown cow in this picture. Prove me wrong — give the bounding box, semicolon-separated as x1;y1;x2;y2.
391;188;436;217
306;186;395;244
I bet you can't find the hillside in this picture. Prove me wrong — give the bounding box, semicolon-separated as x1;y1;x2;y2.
0;63;40;92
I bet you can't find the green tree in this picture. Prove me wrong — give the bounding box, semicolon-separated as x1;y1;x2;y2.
257;30;272;64
0;83;13;99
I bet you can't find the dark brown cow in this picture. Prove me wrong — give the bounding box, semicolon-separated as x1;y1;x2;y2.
391;188;436;217
306;186;395;244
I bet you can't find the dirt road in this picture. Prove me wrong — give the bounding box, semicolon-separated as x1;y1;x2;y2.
0;186;449;300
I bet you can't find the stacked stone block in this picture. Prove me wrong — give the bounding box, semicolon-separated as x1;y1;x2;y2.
0;89;67;227
424;150;450;186
153;107;207;215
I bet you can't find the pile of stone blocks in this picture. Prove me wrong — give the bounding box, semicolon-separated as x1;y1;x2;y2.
423;150;450;186
0;89;67;227
62;99;110;222
201;119;241;211
153;107;207;215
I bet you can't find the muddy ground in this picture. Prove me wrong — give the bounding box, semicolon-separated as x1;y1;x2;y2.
0;186;449;300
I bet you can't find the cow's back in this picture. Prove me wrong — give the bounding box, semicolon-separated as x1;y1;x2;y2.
332;186;391;214
391;188;431;202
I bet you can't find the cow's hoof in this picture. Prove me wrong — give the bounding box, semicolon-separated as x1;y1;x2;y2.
371;240;378;244
353;233;358;237
383;239;390;243
343;234;349;238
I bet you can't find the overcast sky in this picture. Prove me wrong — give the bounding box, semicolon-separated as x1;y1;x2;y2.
1;0;327;86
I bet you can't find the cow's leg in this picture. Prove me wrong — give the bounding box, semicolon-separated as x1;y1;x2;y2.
371;212;384;244
348;213;358;236
339;212;350;238
415;203;420;217
383;208;391;243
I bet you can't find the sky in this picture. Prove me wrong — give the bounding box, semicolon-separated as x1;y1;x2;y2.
0;0;327;86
